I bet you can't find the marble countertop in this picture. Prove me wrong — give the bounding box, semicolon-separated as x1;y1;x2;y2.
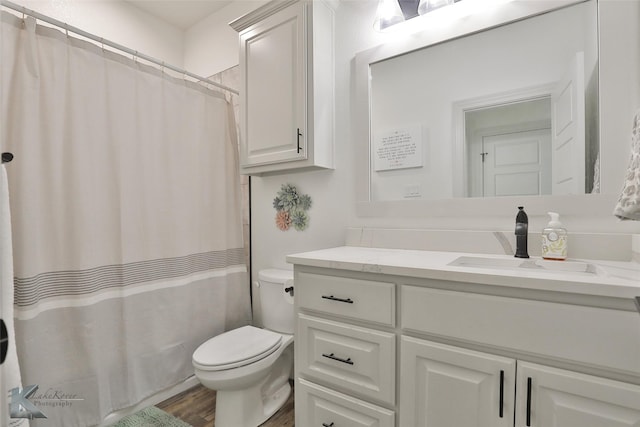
286;246;640;300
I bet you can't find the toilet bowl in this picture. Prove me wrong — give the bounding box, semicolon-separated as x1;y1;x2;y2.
192;269;294;427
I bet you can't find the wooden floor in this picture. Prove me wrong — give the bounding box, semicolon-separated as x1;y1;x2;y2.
157;383;294;427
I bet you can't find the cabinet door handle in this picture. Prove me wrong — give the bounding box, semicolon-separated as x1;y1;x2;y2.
526;377;532;426
322;352;354;365
321;295;353;304
297;128;302;153
322;423;334;427
499;370;504;418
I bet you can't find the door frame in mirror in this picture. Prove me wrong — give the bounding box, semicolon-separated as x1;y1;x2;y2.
451;83;556;198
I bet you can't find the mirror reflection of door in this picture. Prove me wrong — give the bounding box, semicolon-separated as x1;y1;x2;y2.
551;52;586;195
478;129;551;197
466;97;552;197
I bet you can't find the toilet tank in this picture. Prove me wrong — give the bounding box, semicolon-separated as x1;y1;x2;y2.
258;269;294;334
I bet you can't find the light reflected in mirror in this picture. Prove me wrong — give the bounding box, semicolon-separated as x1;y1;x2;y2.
369;0;599;202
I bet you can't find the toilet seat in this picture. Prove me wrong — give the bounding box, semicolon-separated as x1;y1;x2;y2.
193;326;282;371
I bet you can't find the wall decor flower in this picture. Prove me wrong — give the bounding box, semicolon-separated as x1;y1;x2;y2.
273;183;312;231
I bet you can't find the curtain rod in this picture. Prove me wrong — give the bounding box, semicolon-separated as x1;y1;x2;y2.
0;0;239;95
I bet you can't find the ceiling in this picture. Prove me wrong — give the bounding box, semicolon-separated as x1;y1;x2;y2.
123;0;234;30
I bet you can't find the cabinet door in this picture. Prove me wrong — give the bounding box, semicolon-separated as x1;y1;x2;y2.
516;361;640;427
297;378;395;427
239;2;306;167
400;336;515;427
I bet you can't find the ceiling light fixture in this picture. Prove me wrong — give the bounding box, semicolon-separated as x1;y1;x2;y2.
373;0;406;32
417;0;454;15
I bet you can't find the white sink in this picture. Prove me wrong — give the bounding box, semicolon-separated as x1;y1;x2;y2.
448;256;604;276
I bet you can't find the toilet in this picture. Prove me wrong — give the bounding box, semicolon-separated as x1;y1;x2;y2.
192;269;294;427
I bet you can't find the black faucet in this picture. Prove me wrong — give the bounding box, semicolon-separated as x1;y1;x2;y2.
514;206;529;258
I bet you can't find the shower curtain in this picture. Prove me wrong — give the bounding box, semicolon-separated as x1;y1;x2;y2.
1;12;250;427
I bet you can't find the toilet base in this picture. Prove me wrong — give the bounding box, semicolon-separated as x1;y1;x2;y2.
201;340;293;427
214;379;291;427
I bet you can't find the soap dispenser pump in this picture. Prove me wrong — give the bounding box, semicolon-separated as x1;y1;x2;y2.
542;212;567;260
514;206;529;258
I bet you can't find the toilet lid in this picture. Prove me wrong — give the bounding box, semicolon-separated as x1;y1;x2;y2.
192;326;282;371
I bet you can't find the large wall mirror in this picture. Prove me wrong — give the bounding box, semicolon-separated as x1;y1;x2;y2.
354;0;610;216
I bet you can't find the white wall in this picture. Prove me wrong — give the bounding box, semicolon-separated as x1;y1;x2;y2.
599;0;640;196
6;0;185;67
183;1;269;77
243;1;382;324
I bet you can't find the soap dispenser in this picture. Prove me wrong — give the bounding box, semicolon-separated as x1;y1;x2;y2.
541;212;567;260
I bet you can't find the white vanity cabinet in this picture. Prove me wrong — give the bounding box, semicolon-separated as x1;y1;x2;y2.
294;270;397;427
289;247;640;427
230;0;334;176
401;337;640;427
297;379;395;427
515;362;640;427
400;284;640;427
400;337;516;427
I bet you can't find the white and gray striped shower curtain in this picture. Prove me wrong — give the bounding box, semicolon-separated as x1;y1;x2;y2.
1;12;250;427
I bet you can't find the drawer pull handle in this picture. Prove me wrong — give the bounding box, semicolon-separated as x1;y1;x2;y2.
526;377;532;426
322;352;354;365
499;370;504;418
321;295;353;304
322;423;334;427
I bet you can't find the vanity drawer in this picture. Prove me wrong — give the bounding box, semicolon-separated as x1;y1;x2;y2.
296;271;395;326
297;314;396;405
296;378;395;427
401;285;640;376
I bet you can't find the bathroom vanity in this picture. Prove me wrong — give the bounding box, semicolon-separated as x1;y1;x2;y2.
288;246;640;427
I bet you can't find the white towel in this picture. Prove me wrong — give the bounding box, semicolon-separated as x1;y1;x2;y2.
614;110;640;220
1;165;29;427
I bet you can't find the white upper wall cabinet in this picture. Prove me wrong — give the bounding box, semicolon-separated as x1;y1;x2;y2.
231;0;334;176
